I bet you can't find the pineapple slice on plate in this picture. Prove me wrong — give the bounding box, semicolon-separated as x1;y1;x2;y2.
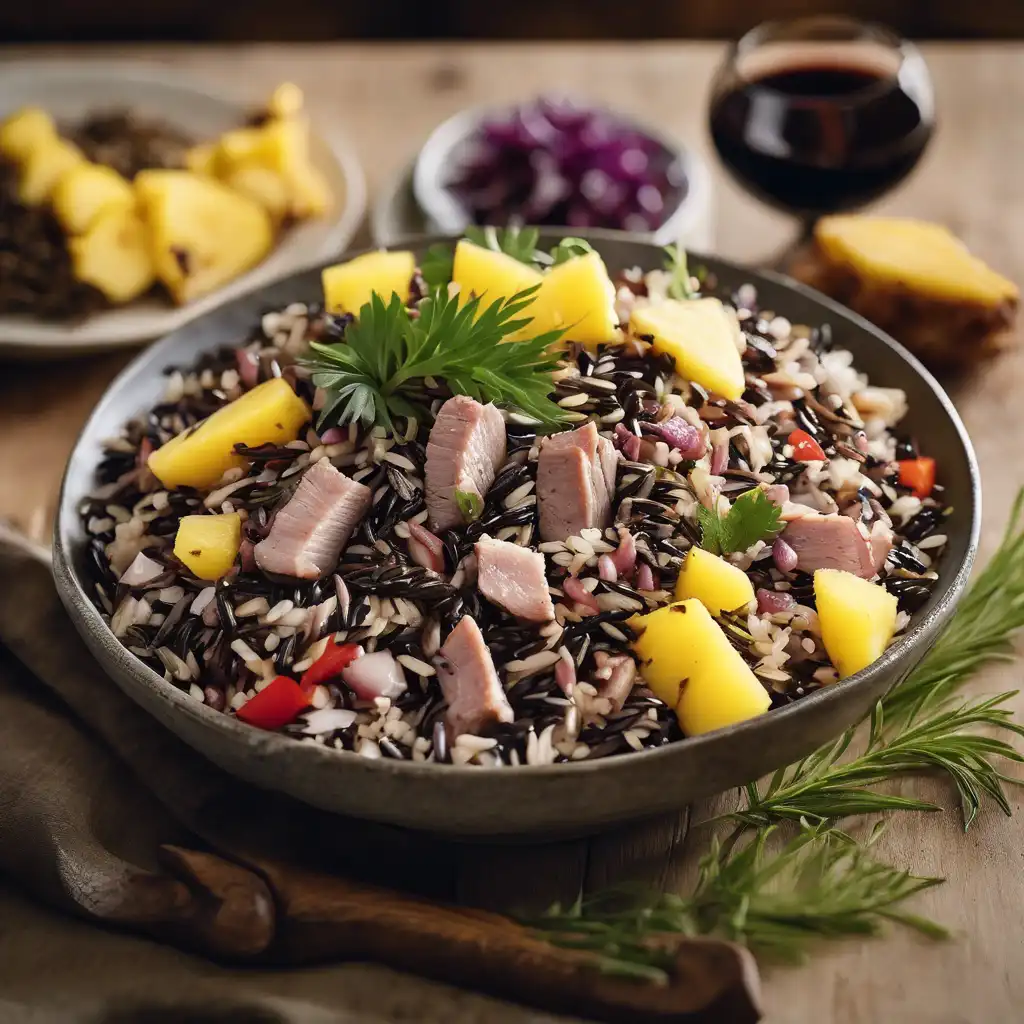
0;106;57;164
18;137;85;205
790;215;1019;369
135;170;273;305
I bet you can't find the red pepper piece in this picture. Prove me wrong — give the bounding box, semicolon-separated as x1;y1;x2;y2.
898;456;936;499
301;640;360;688
236;675;309;730
789;428;826;462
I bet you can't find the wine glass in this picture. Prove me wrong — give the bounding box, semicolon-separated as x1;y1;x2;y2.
708;16;935;261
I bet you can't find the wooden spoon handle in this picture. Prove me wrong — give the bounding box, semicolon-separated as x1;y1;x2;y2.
252;857;762;1023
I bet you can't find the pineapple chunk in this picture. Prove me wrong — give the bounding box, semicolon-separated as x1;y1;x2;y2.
174;513;242;580
185;142;218;177
530;251;618;344
0;106;57;164
322;250;415;314
674;547;755;616
148;378;310;490
222;165;291;225
816;216;1017;306
453;239;545;302
631;599;770;735
213;118;332;219
135;170;273;305
51;162;135;235
69;206;155;304
631;298;745;401
267;82;305;120
18;137;85;205
814;569;898;679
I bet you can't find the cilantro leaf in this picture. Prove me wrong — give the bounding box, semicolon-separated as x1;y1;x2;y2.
455;488;484;523
465;225;542;266
699;488;783;556
663;243;695;300
550;237;595;265
420;243;455;290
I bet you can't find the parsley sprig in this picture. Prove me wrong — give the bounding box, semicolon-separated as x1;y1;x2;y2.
305;286;568;430
698;488;783;555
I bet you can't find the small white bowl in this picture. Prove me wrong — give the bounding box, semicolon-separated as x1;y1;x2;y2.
0;61;366;358
413;99;713;250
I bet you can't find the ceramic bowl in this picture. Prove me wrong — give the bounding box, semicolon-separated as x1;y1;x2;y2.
412;100;713;248
0;61;366;357
52;230;980;839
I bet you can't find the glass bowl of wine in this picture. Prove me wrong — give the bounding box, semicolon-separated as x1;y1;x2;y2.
709;16;934;234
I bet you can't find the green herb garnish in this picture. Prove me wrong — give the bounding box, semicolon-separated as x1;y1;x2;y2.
455;488;484;523
420;243;455;290
698;488;783;555
306;286;568;431
530;821;946;980
550;236;595;265
465;225;543;266
664;243;695;299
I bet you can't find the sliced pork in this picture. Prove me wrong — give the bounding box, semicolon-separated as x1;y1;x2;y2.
255;458;371;579
435;615;513;738
475;533;554;622
537;421;618;542
425;395;507;532
781;512;891;579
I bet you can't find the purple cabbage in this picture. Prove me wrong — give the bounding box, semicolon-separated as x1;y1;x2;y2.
445;97;687;232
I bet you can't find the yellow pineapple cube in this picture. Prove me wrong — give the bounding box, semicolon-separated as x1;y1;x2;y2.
18;137;85;205
69;206;155;304
51;162;135;235
0;106;57;164
530;251;619;345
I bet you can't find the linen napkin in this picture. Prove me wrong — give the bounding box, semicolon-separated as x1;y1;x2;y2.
0;525;761;1023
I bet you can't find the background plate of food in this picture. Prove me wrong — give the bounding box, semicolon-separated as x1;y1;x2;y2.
0;61;366;356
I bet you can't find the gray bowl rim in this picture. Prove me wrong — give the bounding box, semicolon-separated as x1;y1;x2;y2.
53;228;981;786
411;98;713;246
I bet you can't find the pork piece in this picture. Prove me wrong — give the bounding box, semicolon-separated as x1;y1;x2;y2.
424;395;507;532
435;615;513;738
781;512;891;579
475;533;555;622
255;458;371;579
537;421;618;542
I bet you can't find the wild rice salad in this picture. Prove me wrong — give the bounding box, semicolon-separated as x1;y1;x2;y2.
81;235;950;767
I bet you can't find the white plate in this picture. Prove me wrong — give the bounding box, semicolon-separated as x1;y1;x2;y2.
0;61;367;357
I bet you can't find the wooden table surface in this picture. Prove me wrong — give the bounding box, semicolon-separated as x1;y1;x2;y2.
1;42;1023;1024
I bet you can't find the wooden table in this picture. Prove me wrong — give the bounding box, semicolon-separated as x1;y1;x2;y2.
1;42;1023;1024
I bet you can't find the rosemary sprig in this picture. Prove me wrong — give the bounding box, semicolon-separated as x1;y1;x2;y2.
465;224;543;265
530;821;946;981
736;489;1024;830
305;286;568;430
663;243;695;300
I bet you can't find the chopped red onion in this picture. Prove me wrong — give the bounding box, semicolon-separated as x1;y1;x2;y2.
342;650;407;701
757;588;796;615
765;484;790;506
610;527;637;577
407;521;446;574
238;538;257;574
235;348;260;390
563;575;600;613
319;426;347;445
772;537;799;573
598;554;618;582
613;423;642;462
710;436;729;475
642;417;705;458
635;562;655;592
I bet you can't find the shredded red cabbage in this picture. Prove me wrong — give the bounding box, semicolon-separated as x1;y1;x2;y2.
445;97;688;232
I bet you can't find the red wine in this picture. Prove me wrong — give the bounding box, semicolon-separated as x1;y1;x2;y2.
710;54;933;215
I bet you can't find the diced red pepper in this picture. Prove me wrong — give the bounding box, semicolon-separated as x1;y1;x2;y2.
789;428;826;462
301;640;360;688
898;456;936;499
236;675;309;730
